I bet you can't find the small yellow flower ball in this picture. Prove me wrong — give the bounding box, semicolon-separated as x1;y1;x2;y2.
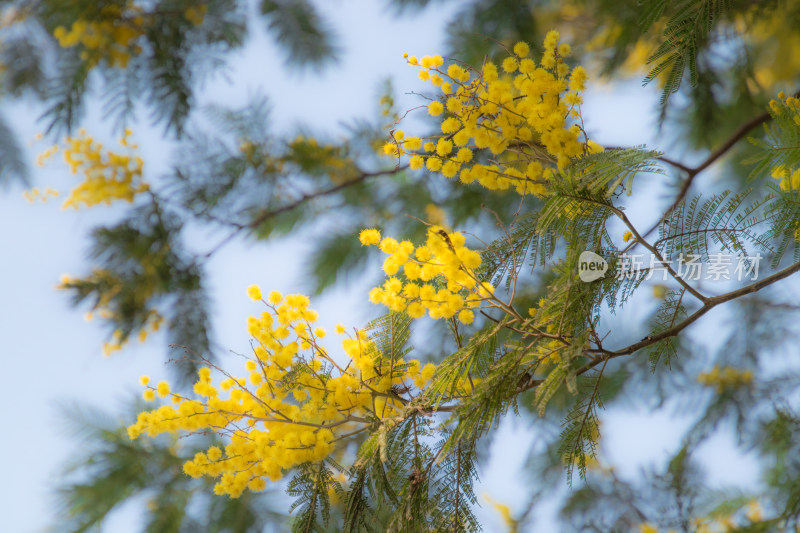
156;381;170;398
359;228;382;246
428;101;444;116
513;41;530;57
502;57;518;73
247;284;262;302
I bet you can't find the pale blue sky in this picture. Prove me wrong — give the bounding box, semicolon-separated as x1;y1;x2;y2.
0;2;765;531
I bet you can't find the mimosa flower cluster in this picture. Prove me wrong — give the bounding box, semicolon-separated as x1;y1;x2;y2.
128;288;437;497
51;3;206;69
384;31;603;196
53;3;145;68
360;227;493;324
36;129;148;209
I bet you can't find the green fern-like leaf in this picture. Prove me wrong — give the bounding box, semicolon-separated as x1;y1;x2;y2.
657;189;773;262
288;462;337;533
647;288;688;371
559;365;607;486
260;0;339;67
746;94;800;181
644;0;731;104
0;112;29;186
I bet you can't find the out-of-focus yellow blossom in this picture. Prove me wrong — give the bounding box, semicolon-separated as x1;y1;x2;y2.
22;187;60;203
184;4;207;26
746;500;763;522
638;523;658;533
388;32;602;197
52;3;145;69
247;284;263;302
38;129;148;209
697;365;754;393
484;493;518;533
424;203;448;227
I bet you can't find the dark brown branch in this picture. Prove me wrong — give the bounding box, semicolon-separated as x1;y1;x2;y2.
593;260;799;378
642;89;800;239
202;165;408;258
514;259;800;395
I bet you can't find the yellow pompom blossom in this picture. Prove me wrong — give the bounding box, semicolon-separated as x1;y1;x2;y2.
156;381;170;398
697;365;754;393
359;228;381;246
128;292;443;497
52;3;145;69
38;129;148;209
638;523;659;533
363;226;494;324
388;32;603;197
247;284;263;302
623;230;634;242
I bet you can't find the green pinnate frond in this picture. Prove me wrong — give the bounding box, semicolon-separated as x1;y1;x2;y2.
762;184;800;267
288;462;337;533
260;0;339;67
563;147;664;198
430;437;481;532
308;229;371;294
0;112;29;186
746;94;800;181
423;319;507;407
647;288;688;371
341;469;375;533
558;365;606;486
657;189;774;262
644;0;732;105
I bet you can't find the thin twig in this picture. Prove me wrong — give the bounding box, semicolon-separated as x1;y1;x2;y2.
202;165;407;258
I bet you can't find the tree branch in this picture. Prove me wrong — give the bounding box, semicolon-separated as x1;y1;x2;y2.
514;260;800;396
201;165;408;258
643;91;800;239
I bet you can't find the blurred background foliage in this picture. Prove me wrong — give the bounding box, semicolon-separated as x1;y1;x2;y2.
2;0;800;530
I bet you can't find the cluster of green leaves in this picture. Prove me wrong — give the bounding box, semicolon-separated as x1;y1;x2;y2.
55;403;287;532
